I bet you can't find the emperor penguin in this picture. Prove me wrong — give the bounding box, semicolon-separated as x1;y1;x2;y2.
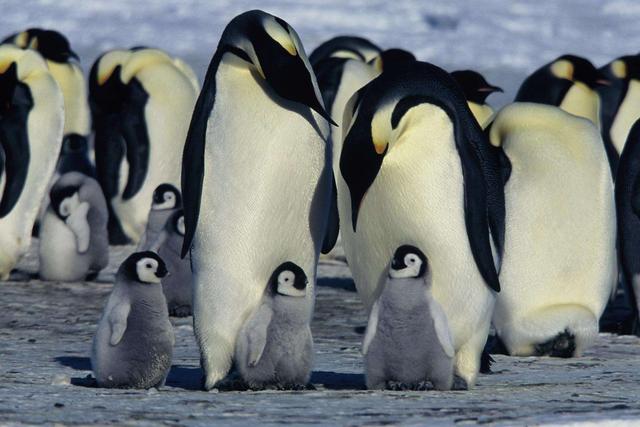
137;183;182;250
2;29;92;175
451;70;503;129
39;172;109;281
363;245;454;391
336;61;505;388
180;10;335;390
309;35;381;67
91;251;173;389
235;262;313;390
598;55;640;174
89;47;199;244
149;209;192;317
0;45;64;279
615;118;640;335
515;55;609;128
489;102;616;357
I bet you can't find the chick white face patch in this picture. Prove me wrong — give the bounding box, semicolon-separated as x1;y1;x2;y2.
277;270;306;297
136;258;161;284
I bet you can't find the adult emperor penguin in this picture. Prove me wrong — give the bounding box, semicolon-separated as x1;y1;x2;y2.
615;118;640;335
309;35;381;67
92;251;172;389
235;262;313;389
515;55;609;129
89;47;199;244
489;102;616;357
39;172;109;281
364;246;454;391
451;70;503;129
336;61;504;388
3;29;92;175
180;10;335;390
598;55;640;174
0;45;64;279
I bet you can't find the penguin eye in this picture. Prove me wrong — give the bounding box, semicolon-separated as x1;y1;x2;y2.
146;263;152;269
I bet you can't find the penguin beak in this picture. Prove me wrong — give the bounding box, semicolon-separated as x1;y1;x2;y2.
478;85;503;93
68;49;80;62
156;264;168;279
595;78;611;86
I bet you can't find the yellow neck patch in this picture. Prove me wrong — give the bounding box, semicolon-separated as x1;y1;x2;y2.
610;60;627;79
263;17;297;56
550;59;574;80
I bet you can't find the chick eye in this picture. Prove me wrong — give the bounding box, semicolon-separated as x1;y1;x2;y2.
146;263;152;268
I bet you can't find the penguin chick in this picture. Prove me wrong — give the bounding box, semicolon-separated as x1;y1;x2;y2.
91;251;173;389
363;245;454;391
235;262;313;390
137;183;182;250
451;69;503;128
151;209;192;317
38;172;108;281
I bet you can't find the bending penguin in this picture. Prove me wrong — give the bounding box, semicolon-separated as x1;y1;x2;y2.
235;262;313;389
451;69;503;129
2;29;93;176
92;251;173;389
598;55;640;174
363;245;454;391
180;10;335;390
137;183;182;250
309;35;381;67
336;61;504;388
0;45;64;279
89;47;199;244
489;103;616;357
39;172;109;281
515;54;609;128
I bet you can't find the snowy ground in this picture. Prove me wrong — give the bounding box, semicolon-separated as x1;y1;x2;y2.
2;0;640;425
1;241;640;426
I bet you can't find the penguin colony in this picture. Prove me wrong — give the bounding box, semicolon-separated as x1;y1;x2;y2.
0;9;638;392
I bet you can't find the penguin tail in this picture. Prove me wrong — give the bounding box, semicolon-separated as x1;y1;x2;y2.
534;329;576;358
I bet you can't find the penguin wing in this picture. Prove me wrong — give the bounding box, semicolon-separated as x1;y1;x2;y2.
429;299;455;358
94;115;125;201
362;300;380;355
107;300;131;346
321;174;340;254
121;79;150;200
66;201;91;253
244;303;273;367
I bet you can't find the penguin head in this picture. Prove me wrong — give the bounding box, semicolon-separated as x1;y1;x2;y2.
168;209;186;237
61;134;89;154
152;183;182;211
9;28;79;63
450;70;503;104
220;10;335;125
389;245;428;279
50;185;82;221
122;251;168;284
369;48;416;74
269;261;308;297
549;55;610;89
602;55;640;82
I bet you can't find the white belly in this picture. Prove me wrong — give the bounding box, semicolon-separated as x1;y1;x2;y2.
610;80;640;155
559;82;601;129
38;210;90;281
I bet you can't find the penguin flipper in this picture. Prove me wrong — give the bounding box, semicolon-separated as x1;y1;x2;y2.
108;301;130;346
121;80;150;201
321;174;340;254
245;304;273;367
362;300;380;355
430;300;455;358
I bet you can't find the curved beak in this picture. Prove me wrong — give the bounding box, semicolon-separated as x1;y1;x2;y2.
478;85;503;93
69;49;80;62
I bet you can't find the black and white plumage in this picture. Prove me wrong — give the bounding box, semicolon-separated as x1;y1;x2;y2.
309;35;381;67
451;69;503;129
137;183;182;251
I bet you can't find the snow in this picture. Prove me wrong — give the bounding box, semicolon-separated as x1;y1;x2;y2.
1;0;640;424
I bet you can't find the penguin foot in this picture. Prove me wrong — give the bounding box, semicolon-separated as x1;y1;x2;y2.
451;375;468;391
480;348;494;374
534;330;576;358
169;305;192;317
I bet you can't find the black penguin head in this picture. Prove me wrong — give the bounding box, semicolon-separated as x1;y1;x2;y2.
168;209;186;237
50;185;81;220
450;70;503;104
389;245;428;279
61;134;89;154
8;28;79;63
550;55;610;88
152;183;182;210
0;62;22;115
89;57;128;115
602;55;640;82
220;10;335;125
369;48;416;74
122;251;168;284
268;261;308;297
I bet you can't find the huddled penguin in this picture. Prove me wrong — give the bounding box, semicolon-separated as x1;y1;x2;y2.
515;54;609;128
451;70;503;129
92;251;173;389
489;102;616;357
137;183;182;250
309;35;381;66
39;172;108;281
180;10;335;390
368;48;416;74
0;45;64;279
235;262;313;390
89;47;199;244
614;118;640;335
150;209;192;317
336;61;504;388
2;28;93;176
363;245;454;391
598;55;640;174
